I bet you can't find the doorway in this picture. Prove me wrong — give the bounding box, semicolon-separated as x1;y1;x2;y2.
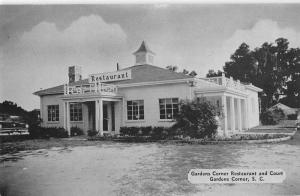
102;102;116;132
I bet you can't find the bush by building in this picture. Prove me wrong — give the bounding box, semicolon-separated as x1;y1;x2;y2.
140;126;152;136
119;126;170;139
87;130;98;137
120;126;145;137
261;108;285;125
29;125;68;138
172;99;218;139
70;127;84;136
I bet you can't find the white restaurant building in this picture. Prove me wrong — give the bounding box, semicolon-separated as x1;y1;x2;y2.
34;41;262;136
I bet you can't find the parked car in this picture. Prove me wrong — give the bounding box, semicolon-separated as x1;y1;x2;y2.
0;114;29;135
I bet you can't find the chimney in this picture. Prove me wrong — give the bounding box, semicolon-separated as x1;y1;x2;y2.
68;66;82;83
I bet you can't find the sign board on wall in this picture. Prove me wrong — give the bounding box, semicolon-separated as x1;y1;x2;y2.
89;70;132;83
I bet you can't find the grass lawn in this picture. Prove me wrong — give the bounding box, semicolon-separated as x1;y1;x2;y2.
0;137;106;155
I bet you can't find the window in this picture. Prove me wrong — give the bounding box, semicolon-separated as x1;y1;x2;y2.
70;103;82;121
47;105;59;121
127;100;144;120
159;98;179;119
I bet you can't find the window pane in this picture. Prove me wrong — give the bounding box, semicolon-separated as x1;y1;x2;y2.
167;113;172;119
166;104;172;109
172;98;178;103
159;99;165;104
173;104;179;110
166;99;172;104
139;114;144;120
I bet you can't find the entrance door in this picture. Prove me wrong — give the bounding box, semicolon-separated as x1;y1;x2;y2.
103;104;108;131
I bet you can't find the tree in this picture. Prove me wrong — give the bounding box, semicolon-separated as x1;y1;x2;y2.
223;43;257;82
182;69;189;75
0;100;27;116
252;42;279;109
189;70;197;77
166;65;178;72
280;47;300;107
206;69;223;77
216;38;300;110
0;100;41;126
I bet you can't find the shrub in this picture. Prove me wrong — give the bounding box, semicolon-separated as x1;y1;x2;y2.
120;127;129;136
120;126;170;139
287;113;298;120
87;130;98;137
129;127;139;136
70;127;84;136
172;99;218;139
120;127;140;136
150;126;163;139
261;108;285;125
29;126;68;138
260;111;276;125
141;126;152;136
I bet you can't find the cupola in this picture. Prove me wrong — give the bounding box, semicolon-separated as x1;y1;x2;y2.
133;41;155;65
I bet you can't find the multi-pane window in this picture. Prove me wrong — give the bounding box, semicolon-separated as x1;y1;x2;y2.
159;98;179;119
47;105;59;121
127;100;144;120
70;103;82;121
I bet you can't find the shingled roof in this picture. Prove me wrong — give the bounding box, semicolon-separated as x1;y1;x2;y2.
33;64;193;96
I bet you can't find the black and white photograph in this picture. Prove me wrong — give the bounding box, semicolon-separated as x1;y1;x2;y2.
0;1;300;195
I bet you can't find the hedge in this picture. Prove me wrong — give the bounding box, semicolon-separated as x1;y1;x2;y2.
120;126;170;139
29;125;68;138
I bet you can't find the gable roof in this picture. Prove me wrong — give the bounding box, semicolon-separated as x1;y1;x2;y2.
268;103;292;110
267;103;300;116
133;41;155;54
33;64;193;96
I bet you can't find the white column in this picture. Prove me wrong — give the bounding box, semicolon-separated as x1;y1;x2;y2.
237;99;242;131
221;95;228;136
63;102;66;129
64;102;71;136
99;99;103;136
230;96;235;132
95;100;100;132
40;98;43;126
244;99;249;130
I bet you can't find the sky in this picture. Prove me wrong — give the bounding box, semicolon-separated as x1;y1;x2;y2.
1;4;300;110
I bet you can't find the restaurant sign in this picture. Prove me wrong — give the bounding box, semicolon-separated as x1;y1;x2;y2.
89;70;132;83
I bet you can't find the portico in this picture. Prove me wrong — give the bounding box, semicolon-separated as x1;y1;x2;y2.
195;74;250;136
61;83;122;136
